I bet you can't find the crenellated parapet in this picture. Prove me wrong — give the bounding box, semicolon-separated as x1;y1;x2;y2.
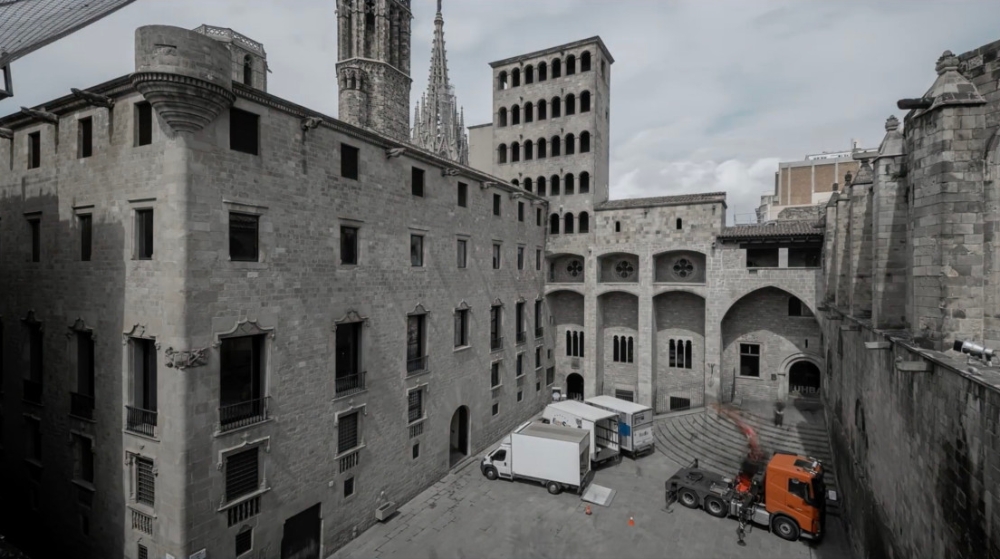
131;25;236;134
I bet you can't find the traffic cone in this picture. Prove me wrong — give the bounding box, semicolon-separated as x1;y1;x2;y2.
628;516;635;527
584;505;592;515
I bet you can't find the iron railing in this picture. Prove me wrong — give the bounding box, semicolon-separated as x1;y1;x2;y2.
70;392;94;420
335;372;366;396
125;405;157;437
22;379;42;404
490;336;504;352
218;397;269;432
408;422;424;438
516;331;526;344
406;355;428;375
535;327;544;339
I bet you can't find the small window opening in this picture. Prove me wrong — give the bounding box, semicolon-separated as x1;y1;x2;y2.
229;108;260;155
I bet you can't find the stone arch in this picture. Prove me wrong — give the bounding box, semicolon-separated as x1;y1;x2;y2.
524;102;534;123
510;141;520;162
566;54;577;75
565;93;576;115
581;90;591;112
550;136;561;157
538;61;548;81
549;213;560;234
578;211;590;233
511;104;520;125
653;250;706;283
564;212;575;234
537;99;547;120
565;133;575;155
550;173;560;195
548;252;586;283
599;290;639;400
551;96;561;118
653;290;706;413
598;252;639;283
450;405;470;467
497;71;508;90
580;131;590;153
537;175;547;195
497;106;507;127
785;356;823;399
524;139;533;160
552;58;562;78
581;51;592;72
537;138;547;158
524;64;534;84
511;67;521;87
720;285;816;320
564;173;575;195
497;143;507;164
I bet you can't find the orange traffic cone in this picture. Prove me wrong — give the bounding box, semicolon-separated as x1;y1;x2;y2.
584;505;592;515
628;516;635;527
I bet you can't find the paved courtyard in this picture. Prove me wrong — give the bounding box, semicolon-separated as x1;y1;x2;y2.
330;412;855;559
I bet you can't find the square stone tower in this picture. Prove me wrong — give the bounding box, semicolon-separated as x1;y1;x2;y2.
194;25;269;91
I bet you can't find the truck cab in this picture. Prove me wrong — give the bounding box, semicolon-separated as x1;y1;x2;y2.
482;439;513;479
762;454;828;540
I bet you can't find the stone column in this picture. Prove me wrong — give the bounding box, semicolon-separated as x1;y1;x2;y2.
849;158;874;319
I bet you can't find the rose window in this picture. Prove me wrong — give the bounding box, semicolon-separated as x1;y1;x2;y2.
672;258;695;279
615;260;634;279
567;260;583;277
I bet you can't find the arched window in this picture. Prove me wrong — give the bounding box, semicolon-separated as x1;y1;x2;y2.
572;332;579;356
552;58;562;78
601;60;606;76
551;96;561;118
564;213;575;234
565;133;575;155
538;176;547;196
580;331;585;357
581;51;592;72
565;93;576;115
579;211;589;233
524;102;534;123
537;138;547;158
511;141;520;162
525;65;534;84
579;171;590;194
512;179;519;187
497;144;508;164
243;55;253;86
581;91;591;112
580;131;591;153
524;177;533;192
566;54;577;75
620;336;627;360
537;99;547;120
613;336;620;361
551;136;561;156
676;218;683;230
498;107;508;127
498;71;508;90
538;61;548;81
524;140;534;160
511;105;521;125
564;173;575;195
550;214;560;234
628;337;634;363
550;174;560;195
512;68;521;87
566;331;572;356
615;221;621;232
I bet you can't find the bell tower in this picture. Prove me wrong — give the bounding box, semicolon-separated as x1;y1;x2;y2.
336;0;412;142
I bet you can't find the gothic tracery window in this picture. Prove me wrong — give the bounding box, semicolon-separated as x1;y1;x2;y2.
615;260;634;279
672;258;694;280
567;260;583;277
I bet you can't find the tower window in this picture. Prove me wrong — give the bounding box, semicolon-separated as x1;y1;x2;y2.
552;58;562;78
229;213;260;262
581;91;591;112
566;54;577;75
493;193;501;216
580;131;591;153
676;218;682;230
341;144;360;180
229;108;260;155
411;167;425;197
615;221;621;233
135;209;154;260
512;68;521;87
498;107;507;127
27;217;40;262
538;62;548;81
518;201;525;222
457;182;468;207
341;226;359;265
135;102;152;147
79;214;92;261
581;51;592;72
243;55;253;86
78;117;93;158
27;132;41;169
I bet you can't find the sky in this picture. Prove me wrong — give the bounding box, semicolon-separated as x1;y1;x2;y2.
4;0;1000;223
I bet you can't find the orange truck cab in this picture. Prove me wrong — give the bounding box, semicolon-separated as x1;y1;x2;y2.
761;454;828;540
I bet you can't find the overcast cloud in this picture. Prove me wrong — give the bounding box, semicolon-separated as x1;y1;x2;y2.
4;0;1000;222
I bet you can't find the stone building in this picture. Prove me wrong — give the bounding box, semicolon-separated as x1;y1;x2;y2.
0;13;551;559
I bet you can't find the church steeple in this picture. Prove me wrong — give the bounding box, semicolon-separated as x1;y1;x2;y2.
411;0;468;164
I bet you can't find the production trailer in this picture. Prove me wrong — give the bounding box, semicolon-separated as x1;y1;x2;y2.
481;421;594;495
542;400;621;466
585;395;655;457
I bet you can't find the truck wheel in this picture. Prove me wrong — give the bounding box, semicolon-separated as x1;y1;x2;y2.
546;481;563;495
678;488;699;509
704;496;727;518
483;467;498;481
771;515;800;541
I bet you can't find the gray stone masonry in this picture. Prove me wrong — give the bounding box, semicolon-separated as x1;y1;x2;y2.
848;162;874;318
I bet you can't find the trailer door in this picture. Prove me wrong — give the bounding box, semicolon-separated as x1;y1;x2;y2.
595;418;619;451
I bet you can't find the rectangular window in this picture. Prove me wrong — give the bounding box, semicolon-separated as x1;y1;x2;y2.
236;527;253;556
493;194;501;216
75;331;95;417
135;456;155;506
412;443;420;459
546;367;554;386
536;208;542;227
454;309;469;348
516;353;524;377
78;117;93;158
490;305;502;350
79;215;92;261
135;102;152;146
492;243;501;270
491;362;501;388
128;338;157;436
135;209;153;260
219;335;267;430
27;322;42;384
25;417;41;461
457;182;468;207
341;226;359;265
739;343;760;377
516;302;525;342
138;544;148;559
406;314;426;373
535;346;542;368
518;201;524;222
341;144;359;179
456;239;467;268
344;477;355;497
615;390;635;402
338;411;359;454
229;213;260;262
335;322;362;394
517;247;524;270
536;249;541;271
407;388;423;423
492;402;499;416
517;390;523;402
670;396;691;410
28;131;41;169
229;108;260;155
410;234;424;267
28;218;40;262
225;447;260;502
411;167;425;197
73;434;94;484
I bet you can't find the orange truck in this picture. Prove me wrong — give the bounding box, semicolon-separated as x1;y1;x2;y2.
664;453;836;542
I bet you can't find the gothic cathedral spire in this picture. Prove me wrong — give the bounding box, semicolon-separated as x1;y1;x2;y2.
411;0;469;164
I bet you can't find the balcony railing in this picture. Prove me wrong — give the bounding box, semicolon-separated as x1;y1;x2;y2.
22;379;42;404
339;449;359;473
491;385;502;400
535;327;544;339
125;405;157;437
227;495;261;527
406;355;428;375
408;421;424;438
335;372;366;397
70;392;95;420
516;331;526;345
490;336;504;352
218;397;270;432
131;508;153;534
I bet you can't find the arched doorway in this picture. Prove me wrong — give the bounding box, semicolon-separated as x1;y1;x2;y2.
788;361;821;398
450;406;469;467
567;373;584;401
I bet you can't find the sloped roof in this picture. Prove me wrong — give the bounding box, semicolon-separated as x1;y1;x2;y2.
596;192;727;211
717;220;824;241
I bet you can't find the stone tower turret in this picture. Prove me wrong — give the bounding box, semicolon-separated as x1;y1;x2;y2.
194;24;269;91
336;0;412;141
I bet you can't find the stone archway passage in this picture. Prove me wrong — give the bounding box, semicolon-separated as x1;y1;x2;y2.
450;406;469;467
567;373;584;401
789;361;821;398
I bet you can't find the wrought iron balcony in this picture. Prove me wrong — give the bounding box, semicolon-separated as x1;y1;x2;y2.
125;405;157;437
406;355;428;375
490;336;504;352
22;379;42;404
535;327;544;339
218;397;270;432
70;392;95;420
335;371;366;397
516;331;526;345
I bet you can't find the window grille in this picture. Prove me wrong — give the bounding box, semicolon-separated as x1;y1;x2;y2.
225;448;259;502
135;457;155;506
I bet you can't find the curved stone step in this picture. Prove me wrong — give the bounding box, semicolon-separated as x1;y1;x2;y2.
702;412;833;462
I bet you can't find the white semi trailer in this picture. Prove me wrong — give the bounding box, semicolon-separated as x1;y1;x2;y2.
480;421;594;495
585;395;655;457
542;400;621;466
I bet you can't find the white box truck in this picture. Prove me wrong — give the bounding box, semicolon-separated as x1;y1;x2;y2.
480;421;594;495
542;400;621;466
585;395;655;457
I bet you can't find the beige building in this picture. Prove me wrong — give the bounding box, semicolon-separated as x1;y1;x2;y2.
757;142;866;222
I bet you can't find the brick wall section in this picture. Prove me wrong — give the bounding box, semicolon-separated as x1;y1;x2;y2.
789;166;812;205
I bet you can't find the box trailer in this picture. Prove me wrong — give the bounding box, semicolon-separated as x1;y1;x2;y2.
542;400;621;466
585;395;655;457
481;421;594;495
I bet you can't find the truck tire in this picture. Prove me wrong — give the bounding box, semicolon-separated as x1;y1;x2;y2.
704;496;727;518
678;488;699;509
483;467;498;481
546;481;562;495
771;515;800;541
